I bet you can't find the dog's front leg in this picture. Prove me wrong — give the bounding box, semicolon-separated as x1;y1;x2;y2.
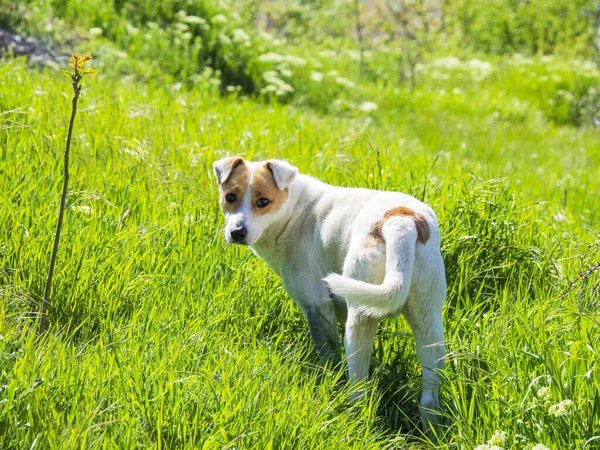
282;273;340;363
305;300;340;363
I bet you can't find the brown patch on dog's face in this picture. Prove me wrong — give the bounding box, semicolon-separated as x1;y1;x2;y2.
218;159;248;213
249;162;289;216
367;206;430;245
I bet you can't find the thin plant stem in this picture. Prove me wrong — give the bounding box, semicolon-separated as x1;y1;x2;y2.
38;73;82;335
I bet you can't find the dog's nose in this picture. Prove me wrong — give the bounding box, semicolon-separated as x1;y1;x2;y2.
230;226;248;243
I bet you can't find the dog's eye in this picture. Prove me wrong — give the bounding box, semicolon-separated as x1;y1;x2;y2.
225;193;237;204
256;198;270;208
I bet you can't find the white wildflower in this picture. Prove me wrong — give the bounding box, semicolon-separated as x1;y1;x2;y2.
71;205;92;215
287;55;307;67
126;23;139;36
211;14;228;25
182;15;207;25
231;28;250;46
310;71;323;82
89;27;103;37
121;146;148;160
431;56;461;69
468;59;492;72
537;386;551;403
262;71;279;80
279;55;302;67
358;101;378;113
258;52;285;64
261;72;294;96
581;60;597;71
531;445;550;450
556;90;574;101
190;154;202;168
318;50;336;58
274;84;294;96
335;76;355;88
553;212;567;223
183;213;195;227
514;434;527;444
258;53;306;67
218;32;231;46
488;431;506;446
548;399;574;417
466;58;493;81
512;54;533;65
475;430;506;450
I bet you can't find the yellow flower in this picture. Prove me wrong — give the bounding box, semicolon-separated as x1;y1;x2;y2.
65;54;97;78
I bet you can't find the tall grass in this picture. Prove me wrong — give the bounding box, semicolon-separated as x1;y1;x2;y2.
0;49;599;449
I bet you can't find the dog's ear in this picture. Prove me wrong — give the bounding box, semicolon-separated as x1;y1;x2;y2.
213;157;245;184
266;160;298;190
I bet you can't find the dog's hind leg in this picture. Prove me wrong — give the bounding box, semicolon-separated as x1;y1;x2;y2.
337;242;386;399
404;303;445;430
325;215;421;402
402;252;446;431
345;306;379;397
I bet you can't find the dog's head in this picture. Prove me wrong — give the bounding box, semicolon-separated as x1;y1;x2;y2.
213;157;298;245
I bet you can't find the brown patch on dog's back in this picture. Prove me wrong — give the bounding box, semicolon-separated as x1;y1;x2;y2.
363;232;384;248
218;159;248;212
367;206;430;245
250;163;289;215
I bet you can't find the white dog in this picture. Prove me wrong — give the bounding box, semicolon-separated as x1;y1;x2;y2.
214;156;446;429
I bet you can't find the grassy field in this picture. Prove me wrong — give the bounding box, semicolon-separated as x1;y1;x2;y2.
1;3;600;447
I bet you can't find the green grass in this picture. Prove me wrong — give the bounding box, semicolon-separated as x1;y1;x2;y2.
0;49;599;449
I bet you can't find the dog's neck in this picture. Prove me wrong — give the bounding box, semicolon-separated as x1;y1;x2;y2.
250;174;327;266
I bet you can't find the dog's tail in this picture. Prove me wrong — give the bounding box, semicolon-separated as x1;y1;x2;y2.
323;220;417;319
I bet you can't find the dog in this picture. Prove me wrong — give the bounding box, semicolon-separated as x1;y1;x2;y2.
213;156;446;429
